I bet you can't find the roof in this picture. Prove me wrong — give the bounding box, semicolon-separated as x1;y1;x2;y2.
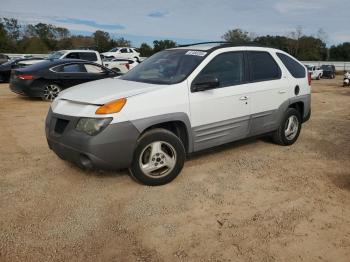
15;59;93;72
173;41;280;52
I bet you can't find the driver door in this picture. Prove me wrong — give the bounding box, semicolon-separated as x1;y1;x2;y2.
189;51;251;151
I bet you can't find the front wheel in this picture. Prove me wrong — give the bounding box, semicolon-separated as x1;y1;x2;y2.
42;83;61;101
129;128;186;186
273;108;302;146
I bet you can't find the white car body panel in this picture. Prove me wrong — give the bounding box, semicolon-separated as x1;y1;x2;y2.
51;45;311;151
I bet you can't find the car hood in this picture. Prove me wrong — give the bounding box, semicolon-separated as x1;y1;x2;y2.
59;78;162;105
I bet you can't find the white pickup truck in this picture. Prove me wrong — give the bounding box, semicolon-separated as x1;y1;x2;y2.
305;65;323;80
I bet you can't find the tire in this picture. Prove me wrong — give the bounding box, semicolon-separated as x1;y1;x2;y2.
273;108;302;146
42;83;61;102
129;128;186;186
317;74;321;80
111;67;121;73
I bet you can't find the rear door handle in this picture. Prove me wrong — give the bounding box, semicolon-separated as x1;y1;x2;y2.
239;96;248;101
279;90;287;94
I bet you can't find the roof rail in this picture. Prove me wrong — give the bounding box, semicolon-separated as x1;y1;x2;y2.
177;41;229;47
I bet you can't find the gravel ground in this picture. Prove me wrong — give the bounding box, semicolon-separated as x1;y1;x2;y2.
0;77;349;262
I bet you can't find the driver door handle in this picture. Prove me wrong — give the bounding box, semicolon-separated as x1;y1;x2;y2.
239;96;248;101
279;90;287;94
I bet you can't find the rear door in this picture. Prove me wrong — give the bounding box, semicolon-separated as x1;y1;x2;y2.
57;63;89;87
246;50;290;135
189;51;251;151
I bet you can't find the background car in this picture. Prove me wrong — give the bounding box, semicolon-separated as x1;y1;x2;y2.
320;64;336;79
103;58;140;74
0;54;10;65
101;47;140;60
23;50;103;66
305;65;323;80
9;59;117;101
0;58;44;82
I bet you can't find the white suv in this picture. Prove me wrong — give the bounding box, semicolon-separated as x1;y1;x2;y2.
22;50;103;66
101;47;140;59
46;43;311;186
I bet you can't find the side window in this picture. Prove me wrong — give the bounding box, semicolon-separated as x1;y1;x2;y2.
62;64;85;73
65;52;80;59
84;64;105;73
196;52;245;88
120;48;128;53
79;52;98;62
248;51;281;81
277;53;306;78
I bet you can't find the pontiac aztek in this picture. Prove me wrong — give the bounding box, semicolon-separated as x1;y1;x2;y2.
45;43;311;186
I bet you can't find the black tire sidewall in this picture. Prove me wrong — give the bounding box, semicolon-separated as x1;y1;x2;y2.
129;129;186;186
279;108;302;145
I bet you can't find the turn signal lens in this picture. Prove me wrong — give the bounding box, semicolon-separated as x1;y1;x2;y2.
95;98;127;114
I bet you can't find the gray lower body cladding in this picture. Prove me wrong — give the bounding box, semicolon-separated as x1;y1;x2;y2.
45;109;140;170
45;94;311;169
192;94;311;151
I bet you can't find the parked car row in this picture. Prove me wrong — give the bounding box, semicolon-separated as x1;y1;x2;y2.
9;59;118;101
4;43;314;185
305;64;336;80
44;43;311;186
4;47;143;101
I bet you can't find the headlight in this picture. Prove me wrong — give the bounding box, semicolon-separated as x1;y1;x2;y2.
75;117;112;136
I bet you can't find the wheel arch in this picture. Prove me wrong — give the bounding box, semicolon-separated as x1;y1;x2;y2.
132;113;193;153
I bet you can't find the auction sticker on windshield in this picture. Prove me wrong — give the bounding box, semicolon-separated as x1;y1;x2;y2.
185;51;207;56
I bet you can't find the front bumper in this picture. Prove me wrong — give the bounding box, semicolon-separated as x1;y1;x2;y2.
45;109;140;170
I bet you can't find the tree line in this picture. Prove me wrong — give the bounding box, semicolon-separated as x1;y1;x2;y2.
0;18;349;61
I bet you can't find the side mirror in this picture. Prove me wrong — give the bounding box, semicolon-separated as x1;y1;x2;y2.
191;75;220;92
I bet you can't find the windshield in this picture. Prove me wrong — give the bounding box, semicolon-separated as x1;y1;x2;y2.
47;51;65;60
109;47;119;52
121;49;206;84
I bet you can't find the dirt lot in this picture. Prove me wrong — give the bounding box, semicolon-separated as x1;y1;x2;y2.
0;77;349;262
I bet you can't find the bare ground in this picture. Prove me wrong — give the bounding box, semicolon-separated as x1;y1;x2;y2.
0;77;349;262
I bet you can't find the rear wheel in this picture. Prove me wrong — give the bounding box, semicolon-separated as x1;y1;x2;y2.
273;108;302;146
129;128;186;186
42;83;61;101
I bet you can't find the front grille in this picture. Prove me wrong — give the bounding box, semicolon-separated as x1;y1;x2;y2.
54;118;69;134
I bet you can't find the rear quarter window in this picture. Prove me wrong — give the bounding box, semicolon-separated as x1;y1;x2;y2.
277;53;306;78
248;51;281;82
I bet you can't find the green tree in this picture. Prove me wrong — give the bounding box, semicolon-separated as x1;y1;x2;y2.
153;40;176;53
221;28;252;44
0;20;11;52
93;30;114;52
113;37;131;47
139;43;153;57
329;43;350;61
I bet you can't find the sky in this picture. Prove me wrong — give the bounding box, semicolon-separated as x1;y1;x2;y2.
0;0;349;47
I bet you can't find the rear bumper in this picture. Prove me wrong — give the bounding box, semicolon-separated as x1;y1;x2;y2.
45;109;140;170
9;79;43;98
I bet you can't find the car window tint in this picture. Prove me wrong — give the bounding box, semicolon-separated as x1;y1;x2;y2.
62;64;85;73
84;64;104;73
248;51;281;81
276;53;305;78
65;52;80;59
196;52;245;88
120;49;128;53
79;52;97;62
